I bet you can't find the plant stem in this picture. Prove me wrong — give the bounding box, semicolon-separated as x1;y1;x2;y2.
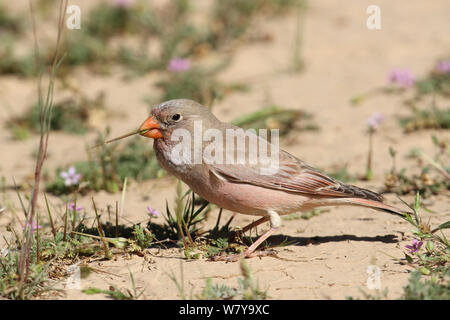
72;193;78;231
63;203;68;242
36;211;40;264
18;0;68;284
43;192;56;239
366;129;374;180
292;0;306;71
120;177;127;218
115;201;119;238
92;198;113;259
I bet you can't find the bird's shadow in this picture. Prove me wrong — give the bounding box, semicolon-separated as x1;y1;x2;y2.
243;233;399;248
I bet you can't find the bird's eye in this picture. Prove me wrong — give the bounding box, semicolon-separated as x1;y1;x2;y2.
171;113;182;122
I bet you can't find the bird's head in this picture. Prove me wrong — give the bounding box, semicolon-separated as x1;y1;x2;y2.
139;99;219;140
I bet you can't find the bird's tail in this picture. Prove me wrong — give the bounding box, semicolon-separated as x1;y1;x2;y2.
344;198;408;218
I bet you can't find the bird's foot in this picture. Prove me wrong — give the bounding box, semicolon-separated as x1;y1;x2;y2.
209;249;277;263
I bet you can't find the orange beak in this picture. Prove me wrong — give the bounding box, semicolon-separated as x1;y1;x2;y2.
139;116;163;139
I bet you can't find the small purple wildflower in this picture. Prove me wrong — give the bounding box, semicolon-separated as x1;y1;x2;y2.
436;60;450;74
167;57;191;73
388;68;415;87
60;167;82;187
146;206;160;218
405;239;423;253
367;113;386;130
22;221;42;232
69;203;83;212
112;0;134;8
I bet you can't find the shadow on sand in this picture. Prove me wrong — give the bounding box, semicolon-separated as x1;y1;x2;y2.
246;233;399;248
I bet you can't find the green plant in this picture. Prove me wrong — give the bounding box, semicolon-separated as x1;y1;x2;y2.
399;194;450;273
0;202;106;299
384;141;449;197
413;64;450;98
326;165;356;183
12;93;104;136
349;193;450;300
130;225;155;252
85;3;144;39
401;267;450;300
0;4;24;33
197;259;267;299
0;250;49;299
346;288;389;300
209;0;300;48
10;124;30;141
156;182;209;245
46;136;164;195
156;67;227;106
82;270;145;300
0;33;36;76
399;108;450;133
199;278;240;300
61;32;111;69
388;193;450;299
210;0;259;45
15;0;68;300
207;208;235;240
232;105;318;138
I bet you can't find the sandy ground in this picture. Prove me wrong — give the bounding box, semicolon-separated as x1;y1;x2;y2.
0;0;449;299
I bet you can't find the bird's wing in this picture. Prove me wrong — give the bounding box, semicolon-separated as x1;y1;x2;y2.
207;147;382;201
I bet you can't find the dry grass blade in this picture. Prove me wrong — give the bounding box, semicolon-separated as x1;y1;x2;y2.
18;0;68;291
90;129;150;149
92;198;113;259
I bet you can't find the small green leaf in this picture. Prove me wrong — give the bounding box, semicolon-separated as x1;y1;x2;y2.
414;193;421;212
82;287;103;295
405;253;414;264
389;146;397;158
431;221;450;234
431;135;439;147
425;241;435;253
413;193;421;225
418;267;430;275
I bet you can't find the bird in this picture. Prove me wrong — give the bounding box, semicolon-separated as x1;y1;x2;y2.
138;99;406;262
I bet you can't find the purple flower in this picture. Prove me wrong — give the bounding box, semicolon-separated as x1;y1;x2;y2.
405;239;423;253
112;0;134;8
60;167;82;187
22;221;41;232
436;60;450;74
388;68;415;87
367;113;386;130
146;206;160;218
69;203;83;212
167;58;191;73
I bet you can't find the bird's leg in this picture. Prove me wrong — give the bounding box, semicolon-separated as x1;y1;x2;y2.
228;216;270;243
213;211;281;262
238;210;280;259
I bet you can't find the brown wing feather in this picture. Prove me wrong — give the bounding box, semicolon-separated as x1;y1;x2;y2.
208;148;382;202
